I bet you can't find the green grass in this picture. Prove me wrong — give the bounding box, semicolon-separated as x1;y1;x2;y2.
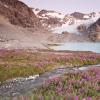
0;50;100;82
0;64;56;82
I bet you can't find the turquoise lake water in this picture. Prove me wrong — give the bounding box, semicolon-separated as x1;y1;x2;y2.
51;43;100;53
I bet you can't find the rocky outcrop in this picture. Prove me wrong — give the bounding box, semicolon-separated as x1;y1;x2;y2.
71;12;85;19
71;12;87;20
37;10;48;16
77;24;87;33
35;9;65;28
0;0;41;28
87;18;100;41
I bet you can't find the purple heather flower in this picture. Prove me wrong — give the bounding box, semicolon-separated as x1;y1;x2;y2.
75;96;78;100
87;97;92;100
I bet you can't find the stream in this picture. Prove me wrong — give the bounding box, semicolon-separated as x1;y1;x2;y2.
0;64;100;99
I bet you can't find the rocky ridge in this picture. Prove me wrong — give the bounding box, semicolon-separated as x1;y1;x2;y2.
33;8;100;29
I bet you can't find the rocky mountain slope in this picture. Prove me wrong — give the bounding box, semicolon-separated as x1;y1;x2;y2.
0;15;51;49
0;0;41;28
0;0;52;49
87;18;100;41
0;0;99;50
70;12;97;20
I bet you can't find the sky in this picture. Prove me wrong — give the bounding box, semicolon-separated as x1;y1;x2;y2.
20;0;100;14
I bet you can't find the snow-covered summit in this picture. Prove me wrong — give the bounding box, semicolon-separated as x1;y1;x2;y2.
32;9;100;29
36;9;65;19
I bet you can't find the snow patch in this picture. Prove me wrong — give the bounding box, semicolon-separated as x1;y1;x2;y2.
52;13;100;34
83;15;90;19
46;12;65;19
32;9;40;15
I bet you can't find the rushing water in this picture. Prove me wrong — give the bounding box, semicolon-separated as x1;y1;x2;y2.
50;43;100;53
0;64;100;100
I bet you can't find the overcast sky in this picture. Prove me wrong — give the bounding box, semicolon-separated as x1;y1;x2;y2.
20;0;100;14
